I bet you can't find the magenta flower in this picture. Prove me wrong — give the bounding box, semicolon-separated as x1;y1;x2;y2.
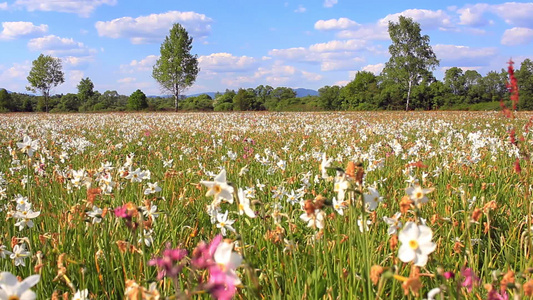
114;206;129;218
149;243;188;280
461;268;479;292
191;235;222;269
443;271;455;279
488;289;508;300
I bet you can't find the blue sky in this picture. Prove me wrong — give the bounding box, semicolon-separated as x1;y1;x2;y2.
0;0;532;96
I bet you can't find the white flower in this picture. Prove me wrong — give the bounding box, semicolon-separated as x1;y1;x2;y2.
357;216;372;232
398;222;436;267
320;153;333;179
163;159;173;168
363;187;382;211
16;136;39;157
0;245;12;258
334;176;350;201
10;244;30;267
200;169;234;205
216;210;236;236
383;212;402;235
139;229;154;247
144;182;162;195
426;287;441;300
0;272;40;300
213;240;243;285
86;206;103;224
300;209;325;229
405;185;434;205
237;188;256;218
332;197;347;215
72;289;89;300
141;205;159;224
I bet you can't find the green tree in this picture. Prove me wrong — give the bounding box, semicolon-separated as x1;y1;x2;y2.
382;16;439;110
58;93;80;112
482;71;506;102
340;71;378;109
26;54;64;113
152;23;199;112
318;85;341;110
233;88;255;111
128;89;148;111
517;59;533;110
0;88;11;112
444;67;466;96
77;77;95;103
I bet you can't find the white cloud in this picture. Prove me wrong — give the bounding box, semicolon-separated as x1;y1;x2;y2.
120;55;159;73
62;56;94;70
64;70;84;90
95;11;213;44
199;53;257;73
118;77;136;84
334;80;350;86
433;44;498;66
27;35;96;57
361;63;385;75
501;27;533;46
314;18;359;31
0;2;8;10
13;0;116;17
456;4;490;27
380;9;454;31
0;21;47;40
309;39;367;52
0;61;31;92
294;5;306;13
301;71;323;81
491;2;533;27
323;0;338;8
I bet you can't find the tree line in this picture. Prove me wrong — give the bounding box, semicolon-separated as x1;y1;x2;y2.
0;17;532;113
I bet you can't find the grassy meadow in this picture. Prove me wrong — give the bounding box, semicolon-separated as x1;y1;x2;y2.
1;111;533;299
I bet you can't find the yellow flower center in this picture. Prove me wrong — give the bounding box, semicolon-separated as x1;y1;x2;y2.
409;240;419;250
220;222;225;227
415;191;423;199
9;296;20;300
213;185;222;194
239;204;244;211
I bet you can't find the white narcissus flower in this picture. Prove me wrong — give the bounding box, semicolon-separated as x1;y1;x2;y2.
144;182;162;195
332;197;347;215
405;185;434;205
320;153;333;179
334;176;350;202
86;206;103;224
213;240;243;286
363;187;383;211
10;243;30;267
300;209;325;229
16;136;39;157
237;188;256;218
398;222;436;267
383;212;402;235
200;169;234;205
72;289;89;300
216;210;236;236
0;272;40;300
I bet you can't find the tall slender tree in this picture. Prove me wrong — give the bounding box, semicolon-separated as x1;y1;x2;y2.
382;16;439;111
152;23;199;112
26;54;64;113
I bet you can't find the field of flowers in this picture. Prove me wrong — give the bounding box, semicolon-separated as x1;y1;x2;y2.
1;111;533;299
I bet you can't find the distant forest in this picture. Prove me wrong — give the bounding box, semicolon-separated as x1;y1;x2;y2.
1;59;532;113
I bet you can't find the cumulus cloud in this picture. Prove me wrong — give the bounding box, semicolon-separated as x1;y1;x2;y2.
314;18;359;31
491;2;533;27
0;2;8;10
501;27;533;46
301;70;323;81
27;35;96;57
323;0;338;8
309;39;367;52
120;55;159;73
199;53;257;73
13;0;116;17
269;39;368;71
118;77;136;84
95;11;213;44
0;61;31;92
456;4;490;27
0;21;47;40
433;44;498;66
361;63;385;75
380;9;454;31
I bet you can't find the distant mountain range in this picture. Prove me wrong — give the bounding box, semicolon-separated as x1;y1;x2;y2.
185;88;318;99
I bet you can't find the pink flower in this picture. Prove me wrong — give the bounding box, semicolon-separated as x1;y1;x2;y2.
191;235;222;269
461;268;479;292
149;243;188;280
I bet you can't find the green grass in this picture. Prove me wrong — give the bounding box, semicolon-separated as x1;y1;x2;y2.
0;111;532;299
